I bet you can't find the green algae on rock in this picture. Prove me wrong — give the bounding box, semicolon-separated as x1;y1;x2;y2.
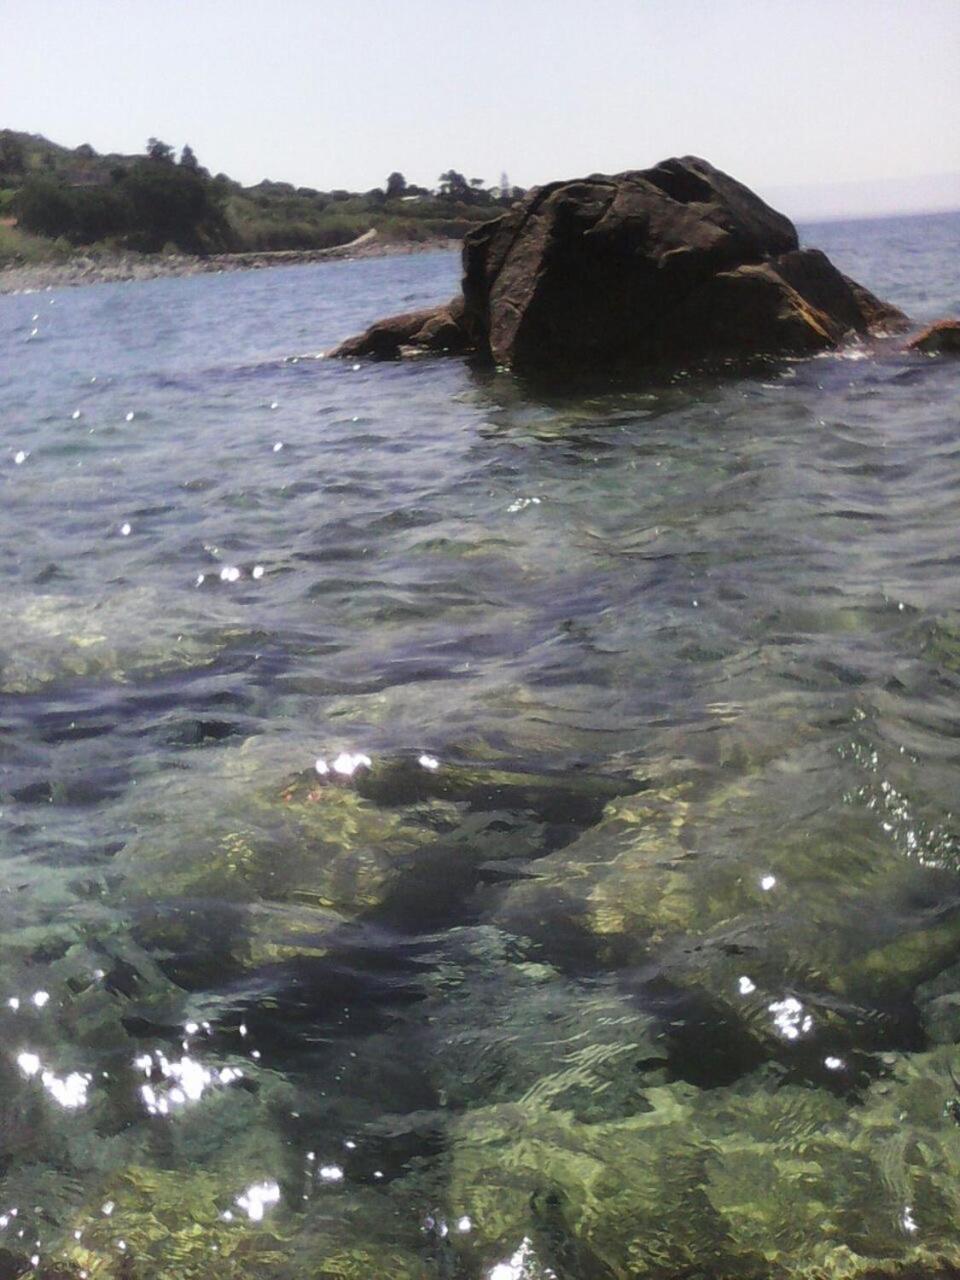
483;739;960;1081
444;1050;960;1280
109;742;641;985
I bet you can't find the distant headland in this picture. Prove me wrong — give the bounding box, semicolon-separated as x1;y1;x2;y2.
0;129;519;290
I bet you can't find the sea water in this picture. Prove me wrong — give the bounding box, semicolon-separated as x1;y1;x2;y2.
0;211;959;1278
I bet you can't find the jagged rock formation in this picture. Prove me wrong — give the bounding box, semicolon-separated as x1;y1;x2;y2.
331;156;907;369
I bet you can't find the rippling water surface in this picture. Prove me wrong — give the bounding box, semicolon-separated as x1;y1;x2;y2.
1;212;960;1279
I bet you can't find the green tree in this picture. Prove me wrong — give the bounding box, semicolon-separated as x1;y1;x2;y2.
146;137;175;164
385;171;406;199
179;144;199;170
124;158;229;252
15;178;128;242
438;169;469;202
14;179;75;236
0;131;26;177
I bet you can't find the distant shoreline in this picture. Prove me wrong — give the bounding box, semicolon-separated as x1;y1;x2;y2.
0;232;460;295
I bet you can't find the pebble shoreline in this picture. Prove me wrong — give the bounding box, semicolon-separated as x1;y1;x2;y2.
0;236;459;295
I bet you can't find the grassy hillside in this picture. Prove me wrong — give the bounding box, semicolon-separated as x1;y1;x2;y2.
0;130;516;264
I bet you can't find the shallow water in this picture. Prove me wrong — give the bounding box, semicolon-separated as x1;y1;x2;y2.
1;211;960;1279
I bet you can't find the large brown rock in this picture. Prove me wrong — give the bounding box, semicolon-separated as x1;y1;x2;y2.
331;157;906;369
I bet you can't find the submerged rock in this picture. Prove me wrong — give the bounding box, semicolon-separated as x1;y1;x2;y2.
906;318;960;354
331;157;906;369
484;746;960;1082
113;742;642;979
0;587;257;693
445;1047;960;1280
348;753;643;825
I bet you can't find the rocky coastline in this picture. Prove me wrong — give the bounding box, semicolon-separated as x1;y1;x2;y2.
0;229;458;295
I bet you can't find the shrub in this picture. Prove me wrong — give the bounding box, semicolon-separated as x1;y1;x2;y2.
14;178;79;238
14;161;232;253
234;218;360;252
122;159;231;253
0;223;70;265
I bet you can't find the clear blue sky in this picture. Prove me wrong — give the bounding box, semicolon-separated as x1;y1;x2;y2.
2;0;958;216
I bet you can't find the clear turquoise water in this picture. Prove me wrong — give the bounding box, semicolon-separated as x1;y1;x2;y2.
1;212;960;1279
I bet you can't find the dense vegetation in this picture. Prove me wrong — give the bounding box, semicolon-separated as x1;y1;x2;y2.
0;129;524;262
